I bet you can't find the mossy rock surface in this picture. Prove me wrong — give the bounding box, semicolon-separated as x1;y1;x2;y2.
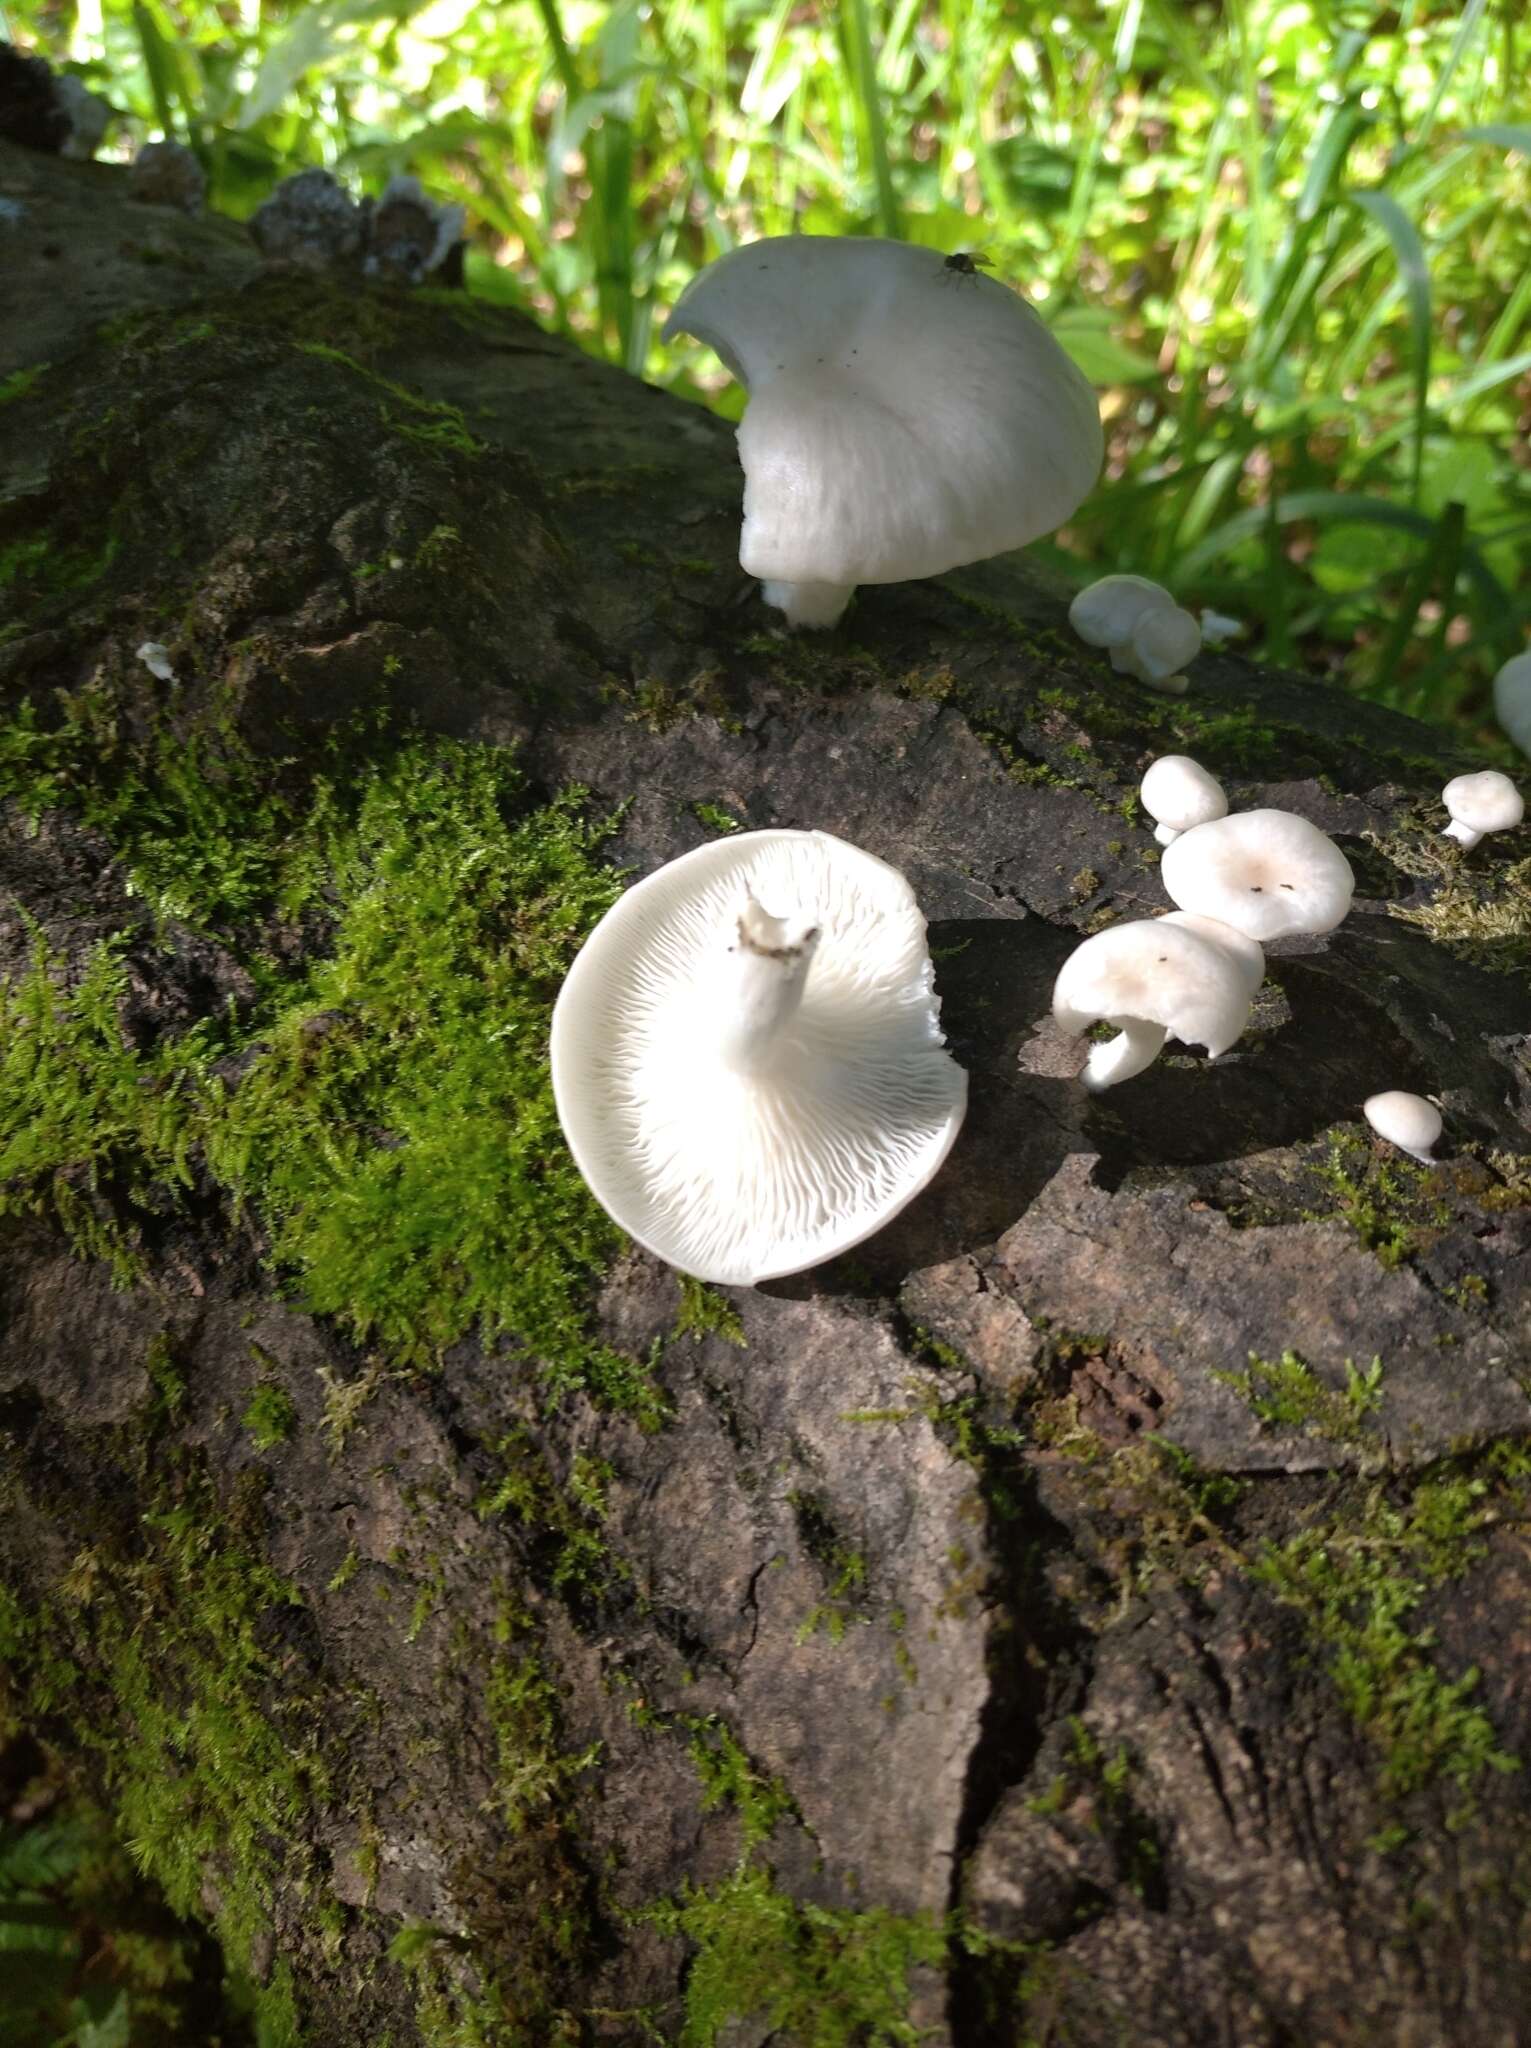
2;139;1531;2048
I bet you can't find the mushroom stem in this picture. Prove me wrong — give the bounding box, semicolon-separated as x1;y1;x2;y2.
759;578;855;630
714;896;820;1072
1154;823;1180;848
1081;1018;1168;1091
1442;819;1484;851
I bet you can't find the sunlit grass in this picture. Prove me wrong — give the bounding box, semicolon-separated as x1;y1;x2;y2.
10;0;1530;731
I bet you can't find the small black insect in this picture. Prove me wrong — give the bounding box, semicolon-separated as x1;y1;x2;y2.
942;250;993;282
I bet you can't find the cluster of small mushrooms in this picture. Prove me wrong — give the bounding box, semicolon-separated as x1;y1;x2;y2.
551;233;1527;1287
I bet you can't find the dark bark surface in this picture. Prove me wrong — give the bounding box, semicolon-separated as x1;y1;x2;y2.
2;139;1530;2046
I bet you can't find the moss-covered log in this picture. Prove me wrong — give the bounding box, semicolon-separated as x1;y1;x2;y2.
2;139;1530;2047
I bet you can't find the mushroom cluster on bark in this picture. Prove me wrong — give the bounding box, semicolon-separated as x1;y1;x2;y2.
1068;572;1203;690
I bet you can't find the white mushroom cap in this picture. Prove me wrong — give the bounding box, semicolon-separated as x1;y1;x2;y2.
1140;756;1228;847
1441;769;1524;850
1121;602;1201;685
664;237;1102;629
1493;651;1531;757
1363;1091;1442;1166
550;829;967;1285
1160;808;1355;942
1157;912;1266;998
1052;915;1259;1091
1069;574;1173;650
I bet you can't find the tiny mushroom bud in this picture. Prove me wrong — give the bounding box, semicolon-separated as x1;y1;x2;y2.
136;640;175;683
664;236;1102;630
550;829;967;1285
1440;769;1523;852
1052;915;1261;1091
1160;809;1355;943
1364;1091;1442;1166
1140;755;1228;848
1493;651;1531;758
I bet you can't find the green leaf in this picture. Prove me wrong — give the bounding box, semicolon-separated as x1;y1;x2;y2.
1046;307;1159;384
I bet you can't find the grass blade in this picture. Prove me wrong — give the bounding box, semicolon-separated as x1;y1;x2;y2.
1344;188;1432;502
842;0;900;236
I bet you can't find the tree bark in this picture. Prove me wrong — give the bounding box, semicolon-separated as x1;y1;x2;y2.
2;138;1530;2046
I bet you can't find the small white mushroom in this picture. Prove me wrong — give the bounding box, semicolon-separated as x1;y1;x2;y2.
1160;808;1355;942
1363;1091;1442;1166
1493;651;1531;758
664;237;1103;629
1069;574;1173;650
550;829;967;1285
1140;756;1228;847
1440;769;1524;851
1200;608;1244;647
1121;602;1201;685
1052;915;1262;1091
136;640;175;682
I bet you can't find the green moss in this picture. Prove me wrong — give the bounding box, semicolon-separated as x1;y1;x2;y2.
646;1865;944;2048
1215;1349;1383;1443
675;1276;747;1348
1251;1462;1521;1806
477;1433;632;1604
787;1492;871;1644
1311;1131;1448;1267
242;1376;298;1451
1387;844;1531;976
0;361;49;407
683;1717;798;1851
691;801;741;835
0;1459;331;2037
293;342;482;456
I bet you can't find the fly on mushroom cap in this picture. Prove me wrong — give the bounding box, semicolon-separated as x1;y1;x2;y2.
550;829;967;1286
1140;756;1228;847
1440;769;1524;851
663;236;1103;630
1159;808;1355;942
1052;915;1260;1091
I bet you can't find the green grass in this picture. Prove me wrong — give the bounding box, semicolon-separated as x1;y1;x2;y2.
15;0;1530;731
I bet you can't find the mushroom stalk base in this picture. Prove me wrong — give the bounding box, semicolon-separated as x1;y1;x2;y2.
1442;820;1484;850
760;578;855;630
1082;1018;1168;1091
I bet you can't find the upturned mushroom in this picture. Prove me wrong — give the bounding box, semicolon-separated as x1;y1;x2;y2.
1140;755;1228;847
1363;1091;1442;1165
550;829;967;1285
1051;913;1263;1091
1159;809;1355;942
664;237;1102;629
1440;769;1524;851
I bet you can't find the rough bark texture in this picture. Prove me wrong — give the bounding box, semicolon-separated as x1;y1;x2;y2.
2;140;1530;2047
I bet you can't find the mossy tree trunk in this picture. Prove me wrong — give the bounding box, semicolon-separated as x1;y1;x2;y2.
3;139;1530;2047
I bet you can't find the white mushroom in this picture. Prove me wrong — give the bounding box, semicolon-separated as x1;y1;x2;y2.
664;237;1102;630
1069;574;1172;650
1052;915;1261;1091
1363;1091;1442;1166
1122;602;1201;685
1440;769;1523;851
136;640;175;682
1068;573;1200;686
1140;756;1228;847
1493;651;1531;758
550;829;967;1285
1160;809;1355;942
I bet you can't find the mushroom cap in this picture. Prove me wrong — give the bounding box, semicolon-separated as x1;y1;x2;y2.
1442;769;1524;835
1140;756;1228;836
1125;602;1201;683
1160;808;1355;942
550;829;967;1286
1157;912;1265;997
1068;574;1173;650
1052;916;1256;1059
664;236;1103;590
1364;1091;1442;1156
1493;651;1531;756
